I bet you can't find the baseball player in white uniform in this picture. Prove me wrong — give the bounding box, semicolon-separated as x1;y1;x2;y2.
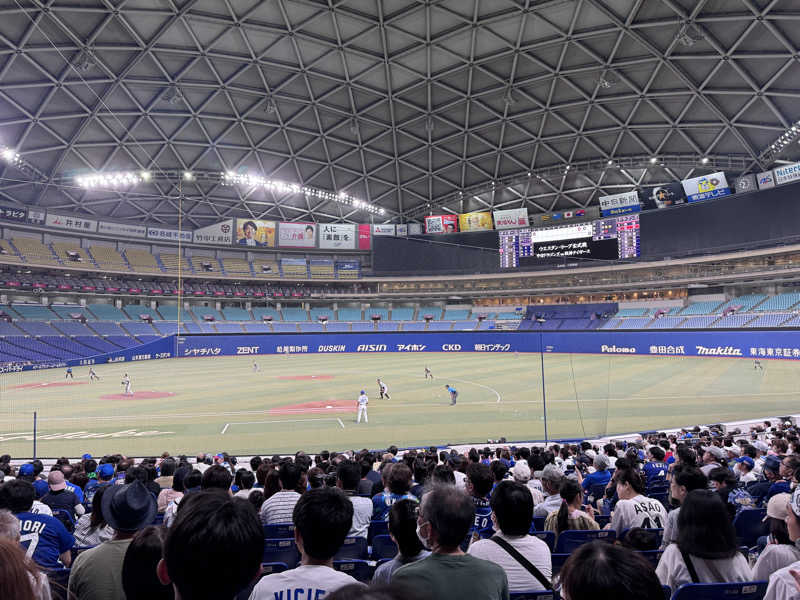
357;390;368;424
122;373;133;396
377;378;391;400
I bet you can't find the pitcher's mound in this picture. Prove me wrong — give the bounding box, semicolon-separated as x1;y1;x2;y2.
277;375;335;381
270;399;354;415
11;381;88;390
101;391;176;400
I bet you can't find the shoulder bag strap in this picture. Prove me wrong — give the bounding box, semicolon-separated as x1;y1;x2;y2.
678;546;701;584
489;535;552;590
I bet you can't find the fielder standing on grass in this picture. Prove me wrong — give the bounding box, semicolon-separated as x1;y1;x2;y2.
377;378;391;400
445;384;458;406
424;366;434;380
357;389;368;424
88;366;100;381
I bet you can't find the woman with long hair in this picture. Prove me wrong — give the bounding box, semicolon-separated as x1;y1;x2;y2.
656;489;750;589
0;537;48;600
544;479;599;537
73;484;114;546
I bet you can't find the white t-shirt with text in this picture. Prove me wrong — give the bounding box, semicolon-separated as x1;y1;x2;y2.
611;494;667;532
249;564;361;600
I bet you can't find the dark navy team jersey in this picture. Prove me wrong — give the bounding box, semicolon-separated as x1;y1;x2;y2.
65;481;84;504
471;495;492;533
372;491;418;520
15;511;74;570
643;461;669;486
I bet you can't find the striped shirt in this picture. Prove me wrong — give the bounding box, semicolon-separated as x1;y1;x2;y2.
260;491;301;525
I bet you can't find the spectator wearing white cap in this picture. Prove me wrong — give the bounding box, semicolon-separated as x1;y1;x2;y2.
763;488;800;600
752;493;800;582
700;446;725;477
509;461;543;505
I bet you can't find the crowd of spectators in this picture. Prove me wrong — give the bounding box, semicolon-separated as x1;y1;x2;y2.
0;420;800;598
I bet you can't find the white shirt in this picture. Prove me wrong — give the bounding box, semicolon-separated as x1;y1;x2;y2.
30;500;52;517
348;494;373;538
656;544;752;590
753;544;800;582
249;564;361;600
611;494;667;532
764;560;800;600
260;490;301;525
468;532;552;592
739;471;758;484
379;382;388;392
454;471;467;490
358;394;368;406
533;493;562;518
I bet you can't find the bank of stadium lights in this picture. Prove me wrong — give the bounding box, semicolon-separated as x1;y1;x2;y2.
220;172;385;215
769;122;800;154
76;170;150;189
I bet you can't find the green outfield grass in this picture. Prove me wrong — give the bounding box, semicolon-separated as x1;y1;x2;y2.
0;352;797;457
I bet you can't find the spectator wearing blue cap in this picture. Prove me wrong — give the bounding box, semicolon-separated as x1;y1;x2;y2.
749;455;787;506
733;456;757;484
85;462;115;509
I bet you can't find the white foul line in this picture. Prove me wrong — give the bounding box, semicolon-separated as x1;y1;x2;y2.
221;417;342;435
448;378;502;403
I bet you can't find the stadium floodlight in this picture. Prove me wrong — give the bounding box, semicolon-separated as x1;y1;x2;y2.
220;171;384;215
75;170;144;189
1;147;20;166
650;157;658;164
183;171;194;181
767;119;800;156
700;157;709;164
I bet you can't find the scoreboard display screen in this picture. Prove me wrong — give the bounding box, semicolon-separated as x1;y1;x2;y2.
499;214;640;268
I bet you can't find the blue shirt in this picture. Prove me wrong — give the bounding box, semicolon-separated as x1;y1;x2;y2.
643;461;668;486
581;469;611;491
65;481;84;504
15;511;74;570
471;495;492;533
446;386;457;394
372;491;417;520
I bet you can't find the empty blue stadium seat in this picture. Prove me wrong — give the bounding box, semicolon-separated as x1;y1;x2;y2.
401;321;426;331
243;323;272;333
754;293;800;312
215;323;244;333
262;539;299;568
191;307;223;322
350;322;373;332
90;322;126;336
123;305;161;320
272;323;299;333
326;322;351;332
553;529;616;553
390;308;414;321
11;304;57;320
427;321;453;331
333;537;368;560
298;323;323;333
333;560;374;583
377;321;399;331
670;581;767;600
221;307;252;321
337;308;363;321
120;321;157;336
443;309;470;320
365;308;389;321
282;308;309;322
86;304;127;320
16;322;59;336
370;535;397;560
251;307;282;321
417;307;442;320
733;509;768;547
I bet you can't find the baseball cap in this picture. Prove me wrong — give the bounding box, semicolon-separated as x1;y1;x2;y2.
585;449;597;459
18;463;34;476
726;445;742;456
97;463;115;479
594;454;610;470
765;492;792;521
703;446;725;460
753;441;769;453
360;390;365;394
47;471;67;491
764;455;782;474
82;453;92;460
734;456;754;469
541;464;563;482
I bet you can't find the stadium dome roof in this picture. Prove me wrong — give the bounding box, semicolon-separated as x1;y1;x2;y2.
0;0;797;228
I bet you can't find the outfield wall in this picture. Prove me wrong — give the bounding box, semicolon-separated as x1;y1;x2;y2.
5;329;800;373
176;330;800;360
